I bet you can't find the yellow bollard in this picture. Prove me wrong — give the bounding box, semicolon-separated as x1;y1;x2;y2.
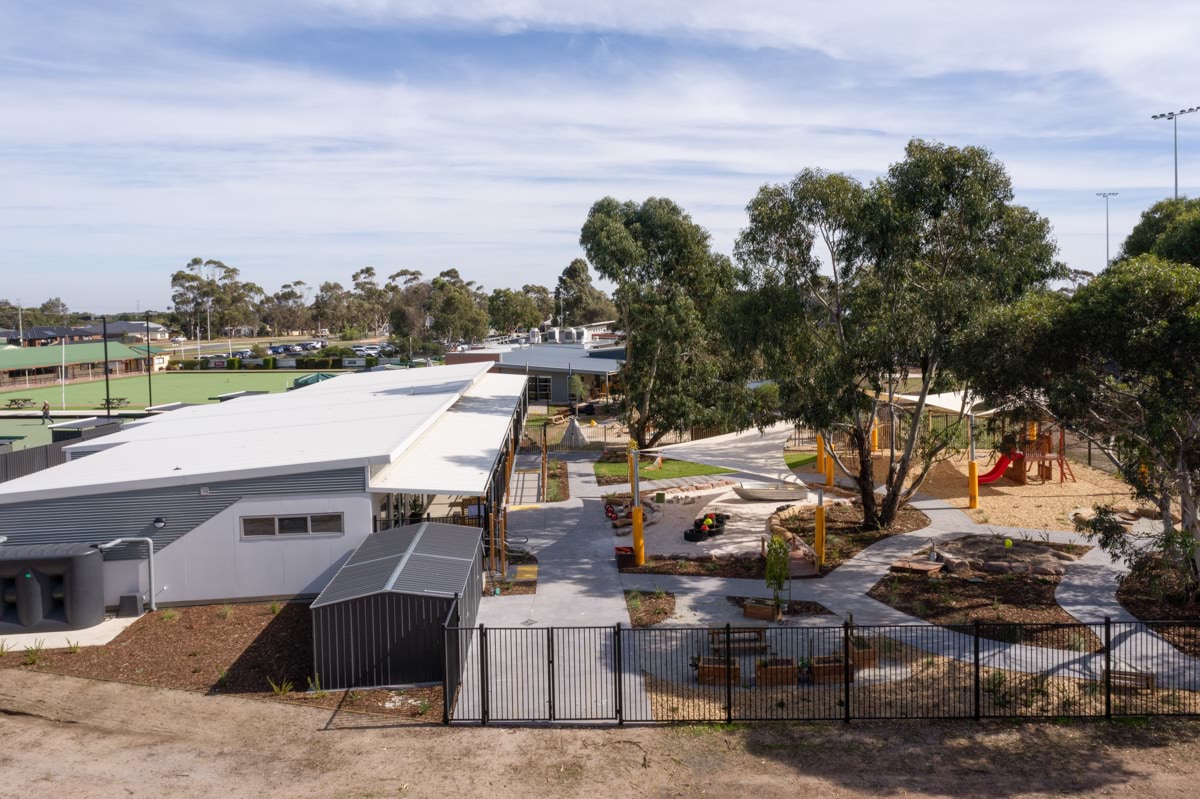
815;506;826;566
825;453;834;487
968;460;979;509
815;433;825;473
632;506;645;567
870;426;879;452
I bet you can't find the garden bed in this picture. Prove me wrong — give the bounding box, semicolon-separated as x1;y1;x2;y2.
619;554;764;579
0;602;440;720
725;596;833;617
545;459;570;502
780;487;931;574
624;589;676;627
867;572;1102;652
1117;556;1200;657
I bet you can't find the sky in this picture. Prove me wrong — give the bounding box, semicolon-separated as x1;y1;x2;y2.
1;1;1197;313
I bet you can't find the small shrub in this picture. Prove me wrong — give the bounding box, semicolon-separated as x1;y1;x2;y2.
218;604;232;620
306;674;326;698
269;600;282;615
347;689;362;703
22;639;45;666
653;587;666;600
0;640;9;658
66;639;81;654
268;676;294;697
161;608;178;622
417;700;431;715
216;668;229;688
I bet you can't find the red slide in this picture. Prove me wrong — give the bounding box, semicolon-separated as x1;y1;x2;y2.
978;452;1023;484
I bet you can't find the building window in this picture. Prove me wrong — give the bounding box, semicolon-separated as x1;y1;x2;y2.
526;376;552;402
240;513;345;538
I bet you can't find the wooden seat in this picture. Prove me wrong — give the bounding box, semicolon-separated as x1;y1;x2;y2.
1104;668;1156;691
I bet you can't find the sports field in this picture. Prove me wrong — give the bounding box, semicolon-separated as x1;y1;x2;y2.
0;371;336;410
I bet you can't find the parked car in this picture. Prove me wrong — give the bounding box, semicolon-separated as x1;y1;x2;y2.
351;346;367;356
301;342;321;351
232;350;255;359
361;345;381;355
170;336;187;344
287;345;304;353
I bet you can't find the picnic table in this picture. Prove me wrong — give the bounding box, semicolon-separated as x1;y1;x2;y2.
100;397;129;409
708;627;770;654
4;398;35;409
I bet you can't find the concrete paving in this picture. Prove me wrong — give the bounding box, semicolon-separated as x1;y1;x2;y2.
0;616;139;650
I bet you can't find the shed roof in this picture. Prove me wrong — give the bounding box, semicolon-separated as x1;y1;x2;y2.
311;522;480;607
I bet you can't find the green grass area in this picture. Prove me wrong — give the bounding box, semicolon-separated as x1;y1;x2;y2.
0;371;333;410
593;457;735;482
785;452;817;471
0;418;55;451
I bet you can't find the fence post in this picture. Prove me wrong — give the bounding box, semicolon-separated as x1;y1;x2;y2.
442;623;451;725
479;624;489;726
725;623;733;724
1104;617;1112;720
547;627;556;722
973;620;981;721
614;624;624;725
842;621;852;722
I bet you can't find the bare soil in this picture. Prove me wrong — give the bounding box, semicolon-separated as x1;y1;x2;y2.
10;668;1200;799
0;602;443;720
625;589;677;627
780;488;931;574
868;572;1103;652
621;554;765;579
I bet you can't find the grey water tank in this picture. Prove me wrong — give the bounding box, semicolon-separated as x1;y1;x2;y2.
0;544;105;633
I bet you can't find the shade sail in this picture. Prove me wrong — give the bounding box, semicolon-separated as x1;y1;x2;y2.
643;422;804;486
892;391;995;418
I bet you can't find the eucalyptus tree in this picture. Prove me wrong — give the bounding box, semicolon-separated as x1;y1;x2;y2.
734;141;1062;528
580;196;736;447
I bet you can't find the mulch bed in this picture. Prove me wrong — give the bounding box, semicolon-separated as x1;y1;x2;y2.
0;602;441;720
620;555;764;580
868;572;1103;652
780;487;931;575
625;589;676;627
1117;556;1200;657
545;459;570;501
725;596;833;616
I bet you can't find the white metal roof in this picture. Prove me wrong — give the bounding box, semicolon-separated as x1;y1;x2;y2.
368;373;526;496
0;362;524;504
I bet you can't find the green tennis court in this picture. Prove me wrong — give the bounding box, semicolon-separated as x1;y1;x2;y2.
0;371;339;410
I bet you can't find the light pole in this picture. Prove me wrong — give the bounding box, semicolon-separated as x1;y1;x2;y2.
1096;192;1118;267
1151;106;1199;200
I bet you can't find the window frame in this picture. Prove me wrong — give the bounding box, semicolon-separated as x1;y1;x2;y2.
239;512;346;540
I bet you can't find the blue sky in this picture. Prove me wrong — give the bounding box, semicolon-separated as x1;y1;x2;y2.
1;1;1197;312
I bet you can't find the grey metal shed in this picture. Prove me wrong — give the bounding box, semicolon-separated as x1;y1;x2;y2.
311;522;483;690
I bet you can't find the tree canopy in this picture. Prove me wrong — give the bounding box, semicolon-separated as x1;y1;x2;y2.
555;258;617;326
733;140;1062;527
1119;197;1200;265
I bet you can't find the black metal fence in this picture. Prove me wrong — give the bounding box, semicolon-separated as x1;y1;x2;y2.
442;620;1200;725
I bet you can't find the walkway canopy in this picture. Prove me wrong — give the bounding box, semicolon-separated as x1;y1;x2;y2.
643;422;803;485
892;391;996;418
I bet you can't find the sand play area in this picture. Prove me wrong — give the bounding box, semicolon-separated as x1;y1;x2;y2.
625;487;819;558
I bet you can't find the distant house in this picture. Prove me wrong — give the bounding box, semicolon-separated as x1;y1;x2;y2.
75;320;170;342
0;325;91;347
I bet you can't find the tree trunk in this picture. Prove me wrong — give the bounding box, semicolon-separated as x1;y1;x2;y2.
852;426;880;529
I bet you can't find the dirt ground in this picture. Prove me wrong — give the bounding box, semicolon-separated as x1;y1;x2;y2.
892;453;1139;530
7;669;1200;799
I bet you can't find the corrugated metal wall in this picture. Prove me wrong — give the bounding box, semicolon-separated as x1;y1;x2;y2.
0;468;366;559
312;540;482;690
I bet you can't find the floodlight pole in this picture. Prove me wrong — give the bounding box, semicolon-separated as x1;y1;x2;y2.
1096;192;1118;266
1152;106;1199;200
102;316;112;418
144;311;154;409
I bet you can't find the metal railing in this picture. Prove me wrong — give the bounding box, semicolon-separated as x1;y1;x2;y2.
442;619;1200;725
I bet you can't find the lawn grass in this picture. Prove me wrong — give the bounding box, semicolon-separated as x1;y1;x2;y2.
593;457;735;484
785;452;817;471
0;418;54;451
0;371;333;410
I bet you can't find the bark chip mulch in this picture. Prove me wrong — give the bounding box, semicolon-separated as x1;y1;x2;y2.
624;589;677;627
0;601;442;720
868;571;1103;652
725;596;833;617
620;555;765;580
1117;556;1200;657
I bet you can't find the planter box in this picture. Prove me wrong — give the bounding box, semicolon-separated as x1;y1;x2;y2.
614;546;635;569
850;640;878;669
696;656;740;686
756;658;797;687
742;601;782;622
811;655;852;684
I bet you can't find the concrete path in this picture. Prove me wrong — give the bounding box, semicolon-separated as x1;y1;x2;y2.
465;453;1200;709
